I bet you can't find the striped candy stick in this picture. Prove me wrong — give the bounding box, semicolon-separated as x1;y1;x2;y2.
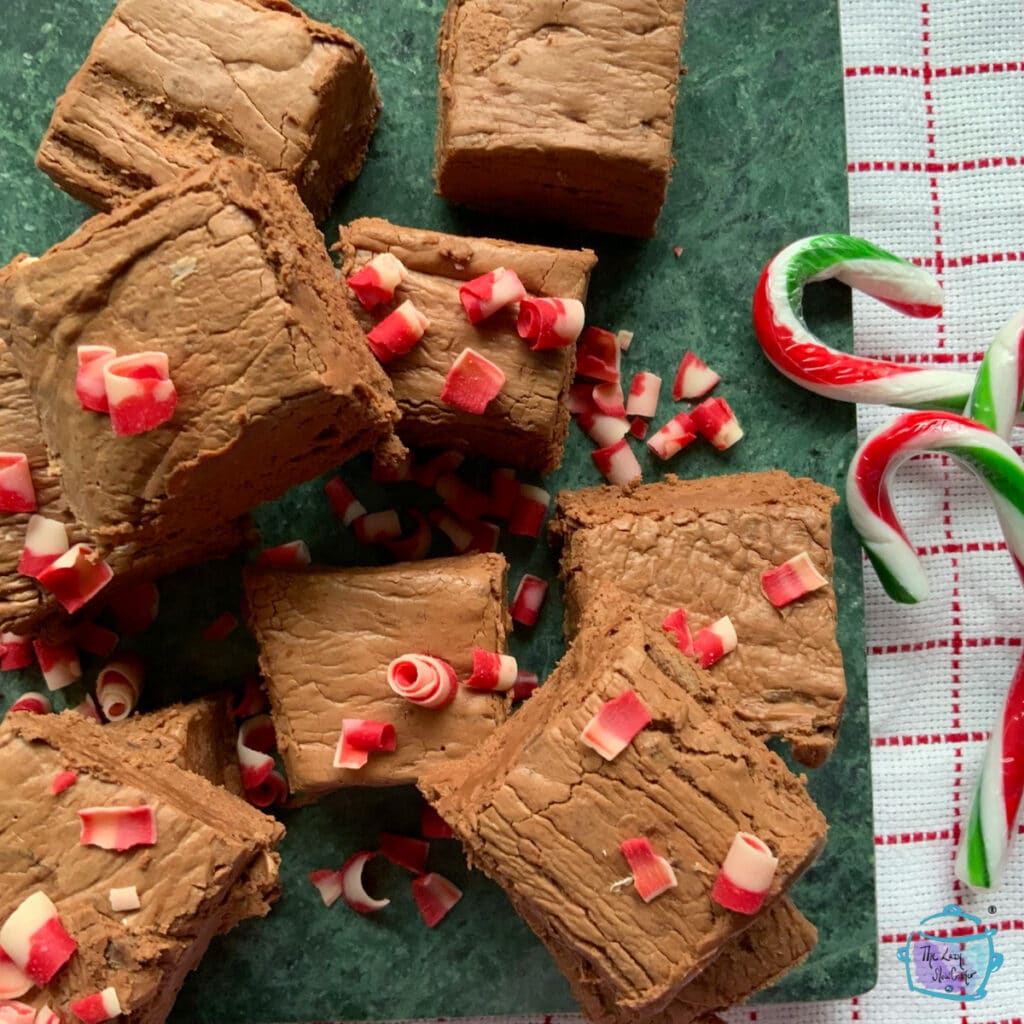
965;308;1024;440
753;233;979;409
846;411;1024;887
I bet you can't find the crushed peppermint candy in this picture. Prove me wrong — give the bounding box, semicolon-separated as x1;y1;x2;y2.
692;616;737;669
620;837;677;903
580;691;652;761
672;351;720;400
340;852;390;913
0;454;35;514
760;552;829;608
78;806;157;851
411;872;462;927
440;348;506;415
334;719;397;770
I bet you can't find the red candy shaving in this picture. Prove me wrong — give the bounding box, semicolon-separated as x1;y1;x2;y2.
366;300;429;363
512;670;539;702
17;515;68;579
465;519;500;554
690;397;743;451
435;473;491;522
429;509;474;554
104;352;177;436
382;510;432;562
237;715;276;789
245;770;288;809
353;510;402;545
458;267;526;324
50;771;78;796
107;582;158;634
580;690;652;761
411;872;462;928
334;719;396;770
0;455;35;514
576;412;630;447
509;484;550;538
661;608;694;656
324;477;367;526
379;833;429;874
412;450;465;488
0;948;32;1000
71;621;119;657
0;1002;34;1023
202;611;238;641
760;552;829;608
620;837;678;903
34;1007;61;1024
616;329;634;351
75;345;116;413
711;832;778;915
516;297;585;350
78;806;157;851
647;412;697;460
576;327;621;383
346;252;408;310
440;348;506;415
464;648;517;692
36;543;113;614
32;639;81;692
340;852;390;913
421;805;454;839
73;694;102;724
592;438;642;486
626;372;662;419
0;891;78;986
629;417;649;440
386;654;458;709
672;351;720;401
309;869;343;908
231;677;267;718
691;616;737;668
69;987;122;1024
0;634;33;672
256;540;311;569
510;573;548;627
488;467;519;520
567;382;597;415
6;693;50;716
592;382;626;418
96;654;144;721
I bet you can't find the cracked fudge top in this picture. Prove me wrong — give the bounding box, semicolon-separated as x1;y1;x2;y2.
421;608;826;1018
0;711;283;1021
36;0;381;220
244;553;511;794
0;158;397;550
549;470;846;767
338;217;596;473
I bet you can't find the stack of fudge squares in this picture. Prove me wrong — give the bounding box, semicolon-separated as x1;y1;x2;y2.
0;0;850;1021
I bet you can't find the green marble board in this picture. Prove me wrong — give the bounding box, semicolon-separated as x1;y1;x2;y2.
0;0;878;1017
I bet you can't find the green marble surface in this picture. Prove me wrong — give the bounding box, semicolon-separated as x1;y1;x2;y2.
0;0;877;1017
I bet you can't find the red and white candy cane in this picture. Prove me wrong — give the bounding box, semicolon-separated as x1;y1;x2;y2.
458;267;526;324
0;891;77;987
516;297;585;350
751;234;990;411
96;654;144;721
0;454;35;514
712;832;778;914
103;352;178;436
387;654;459;709
237;715;276;789
78;806;157;851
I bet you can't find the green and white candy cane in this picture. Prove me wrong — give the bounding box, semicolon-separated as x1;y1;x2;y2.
965;308;1024;439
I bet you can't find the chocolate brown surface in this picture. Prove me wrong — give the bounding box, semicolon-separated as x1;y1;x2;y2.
36;0;380;221
0;711;283;1023
244;553;511;795
0;158;397;557
420;609;826;1018
0;339;250;637
548;471;846;767
435;0;687;237
537;896;817;1024
338;217;596;473
113;695;244;796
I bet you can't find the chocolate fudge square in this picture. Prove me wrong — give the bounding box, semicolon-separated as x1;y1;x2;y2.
549;471;845;767
37;0;380;221
537;896;817;1024
420;610;826;1019
435;0;687;237
0;711;283;1022
0;159;397;557
244;553;511;795
338;218;596;473
113;695;244;795
0;339;248;637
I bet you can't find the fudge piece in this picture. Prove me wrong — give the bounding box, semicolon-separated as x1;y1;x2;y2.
113;695;244;795
420;609;826;1019
36;0;380;221
244;553;511;795
536;897;817;1024
0;711;283;1022
0;339;248;637
548;471;845;767
435;0;687;237
338;218;597;473
0;159;397;561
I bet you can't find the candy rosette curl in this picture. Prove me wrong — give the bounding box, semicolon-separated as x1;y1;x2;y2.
96;654;144;721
